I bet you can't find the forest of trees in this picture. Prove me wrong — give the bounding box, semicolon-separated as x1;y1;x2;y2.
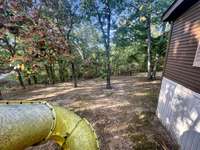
0;0;173;93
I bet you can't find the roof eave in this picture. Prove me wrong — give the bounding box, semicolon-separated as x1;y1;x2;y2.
162;0;198;22
162;0;184;22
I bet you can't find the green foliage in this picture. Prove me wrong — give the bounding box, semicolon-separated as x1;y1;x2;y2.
0;0;174;87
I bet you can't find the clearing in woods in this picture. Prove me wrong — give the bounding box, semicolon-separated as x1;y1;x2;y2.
4;75;178;150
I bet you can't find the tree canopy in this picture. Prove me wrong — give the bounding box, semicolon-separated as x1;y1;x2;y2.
0;0;173;89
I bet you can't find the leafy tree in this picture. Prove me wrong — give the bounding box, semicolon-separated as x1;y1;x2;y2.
113;0;172;79
40;0;82;87
82;0;125;89
0;0;70;87
72;21;103;78
0;0;175;95
24;16;70;84
0;0;32;88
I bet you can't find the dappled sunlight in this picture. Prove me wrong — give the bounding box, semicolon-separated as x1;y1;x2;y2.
175;117;191;137
69;98;130;112
157;77;200;149
30;87;64;93
184;22;191;32
106;124;129;133
191;22;200;39
133;80;160;87
0;0;184;149
172;41;179;55
133;92;148;96
19;87;77;101
73;101;130;112
4;75;176;149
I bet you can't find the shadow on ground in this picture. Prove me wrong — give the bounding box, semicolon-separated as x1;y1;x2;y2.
4;75;178;150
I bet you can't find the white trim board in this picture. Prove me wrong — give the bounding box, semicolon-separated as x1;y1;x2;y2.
193;40;200;67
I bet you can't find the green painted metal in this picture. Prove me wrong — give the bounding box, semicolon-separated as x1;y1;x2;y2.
0;101;99;150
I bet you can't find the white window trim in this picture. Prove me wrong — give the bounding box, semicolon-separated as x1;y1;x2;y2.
193;40;200;67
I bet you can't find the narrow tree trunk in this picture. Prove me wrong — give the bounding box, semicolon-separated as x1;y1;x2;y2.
161;22;166;36
105;3;112;89
33;75;37;84
95;52;100;77
0;90;3;100
45;65;50;84
59;69;64;82
152;56;160;80
58;61;63;82
71;62;77;87
68;43;78;88
152;64;157;80
27;77;32;85
147;15;152;80
66;27;78;88
58;60;65;82
16;69;25;89
105;45;111;89
95;65;98;77
52;64;56;84
49;64;55;84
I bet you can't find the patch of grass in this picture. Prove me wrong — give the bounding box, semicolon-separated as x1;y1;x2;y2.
130;133;158;150
129;132;179;150
129;111;155;130
128;111;179;150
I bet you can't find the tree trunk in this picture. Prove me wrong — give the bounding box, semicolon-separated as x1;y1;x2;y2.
66;27;78;88
58;60;65;82
95;63;98;77
45;65;50;84
16;69;25;89
49;64;55;84
53;64;56;84
152;56;160;80
161;22;166;36
58;61;63;82
71;62;77;87
105;45;111;89
68;43;78;88
33;75;37;84
105;3;112;89
146;15;152;80
27;77;32;85
0;90;3;100
96;1;112;89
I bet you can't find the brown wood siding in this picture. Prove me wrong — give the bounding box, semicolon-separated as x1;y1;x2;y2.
164;1;200;94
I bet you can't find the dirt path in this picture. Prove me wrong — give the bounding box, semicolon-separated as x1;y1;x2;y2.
4;75;178;150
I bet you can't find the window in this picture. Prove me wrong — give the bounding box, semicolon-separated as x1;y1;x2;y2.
193;40;200;67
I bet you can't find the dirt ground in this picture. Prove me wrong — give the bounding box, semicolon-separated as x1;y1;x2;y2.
4;75;178;150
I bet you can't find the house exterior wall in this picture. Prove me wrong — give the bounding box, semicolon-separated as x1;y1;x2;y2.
164;1;200;93
157;1;200;149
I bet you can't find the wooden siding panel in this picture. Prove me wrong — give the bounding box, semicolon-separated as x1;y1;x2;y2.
164;0;200;94
165;70;200;90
